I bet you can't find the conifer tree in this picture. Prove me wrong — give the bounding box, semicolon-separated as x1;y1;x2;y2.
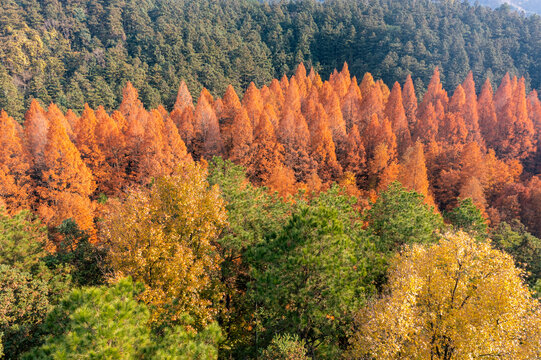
402;74;418;133
193;90;223;160
397;142;431;200
38;109;95;235
385;82;412;155
229;108;253;165
0;110;32;211
478;78;498;149
242;82;264;128
247;111;285;185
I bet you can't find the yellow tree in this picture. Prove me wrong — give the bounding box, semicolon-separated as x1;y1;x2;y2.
101;162;227;328
350;232;541;360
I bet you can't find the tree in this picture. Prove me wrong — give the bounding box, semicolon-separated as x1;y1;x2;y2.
478;78;498;148
402;74;418;133
23;278;222;360
491;220;541;290
193;90;224;160
366;182;442;254
0;209;69;359
385;82;411;155
445;198;488;237
36;107;95;235
101;162;227;328
229;108;253;165
397;142;431;200
350;232;541;360
261;334;309;360
207;157;291;358
246;111;285;185
248;205;373;358
73;104;107;196
0;110;32;211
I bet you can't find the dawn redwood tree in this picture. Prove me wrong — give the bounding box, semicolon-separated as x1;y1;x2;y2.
0;110;32;212
94;106;127;194
219;84;242;155
402;74;418;133
478;78;498;148
385;82;411;155
247;111;285;185
229;108;253;166
23;100;48;167
242;82;264;128
341;78;362;131
73;104;107;196
461;71;482;143
397;142;431;201
37;109;95;236
193;90;223;160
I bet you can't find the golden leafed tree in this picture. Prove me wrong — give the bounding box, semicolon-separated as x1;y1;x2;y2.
101;161;227;328
350;232;541;360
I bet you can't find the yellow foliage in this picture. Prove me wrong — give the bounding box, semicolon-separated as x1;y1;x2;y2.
350;232;541;360
101;161;227;328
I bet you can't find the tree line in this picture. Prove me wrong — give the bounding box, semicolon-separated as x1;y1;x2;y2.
3;0;541;119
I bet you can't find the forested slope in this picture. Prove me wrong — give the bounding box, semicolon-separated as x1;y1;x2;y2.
3;0;541;119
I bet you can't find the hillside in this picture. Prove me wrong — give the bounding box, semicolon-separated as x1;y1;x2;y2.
1;1;541;359
3;0;541;120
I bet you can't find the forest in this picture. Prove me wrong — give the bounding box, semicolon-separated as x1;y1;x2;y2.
1;60;540;358
1;0;541;359
4;0;541;119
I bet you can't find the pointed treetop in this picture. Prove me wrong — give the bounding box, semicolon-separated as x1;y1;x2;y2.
174;81;194;110
222;84;241;110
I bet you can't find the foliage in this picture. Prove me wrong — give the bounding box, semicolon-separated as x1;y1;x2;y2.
491;220;541;290
43;219;107;287
350;232;541;360
445;198;488;237
207;157;291;357
0;265;50;359
367;182;443;253
23;278;222;359
101;161;227;328
0;209;48;271
248;205;374;358
0;209;72;359
260;334;309;360
4;0;541;116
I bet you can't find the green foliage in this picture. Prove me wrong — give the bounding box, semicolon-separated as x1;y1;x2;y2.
0;209;72;359
0;209;47;271
2;0;541;119
43;219;107;287
208;157;291;253
445;198;488;238
248;205;373;358
367;182;443;253
0;265;51;359
491;220;541;290
23;278;221;360
207;157;292;358
261;334;309;360
143;320;222;360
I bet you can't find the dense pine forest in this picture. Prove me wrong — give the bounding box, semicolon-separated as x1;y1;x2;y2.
1;0;541;359
4;0;541;119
